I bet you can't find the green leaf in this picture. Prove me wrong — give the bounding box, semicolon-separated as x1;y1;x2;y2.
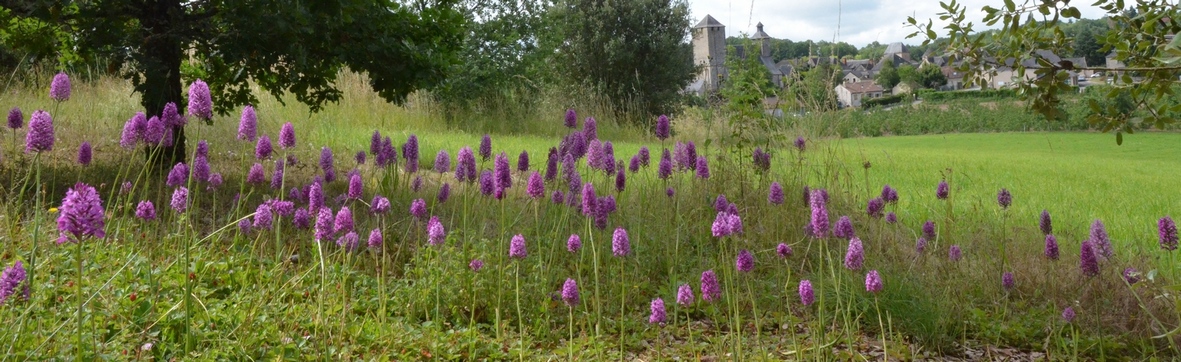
1116;131;1123;145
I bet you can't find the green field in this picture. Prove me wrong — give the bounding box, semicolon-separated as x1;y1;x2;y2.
836;132;1181;255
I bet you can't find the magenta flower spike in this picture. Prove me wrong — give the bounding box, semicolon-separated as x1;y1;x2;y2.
612;227;630;257
255;135;274;160
1062;307;1075;323
135;201;157;221
1124;267;1141;284
314;207;334;242
56;183;106;243
246;163;265;185
638;146;650;167
655;114;670;140
470;259;485;272
166;162;189;188
509;234;527;259
885;212;897;223
427;216;446;246
867;198;885;218
1044;234;1059;260
333;206;354;234
1080;240;1100;277
50;71;71;101
368;228;383;249
865;270;883;293
922;220;936;241
238;106;258;142
517;150;529;172
0;261;27;305
768;182;784;205
880;184;898;204
736;249;754;272
567;234;582;253
936;180;949;200
615;167;626;192
279;122;296;149
410;199;427;221
834;216;855;240
1090;219;1113;258
438;183;452;203
336;231;359;251
583;117;598;141
187;79;213;121
564;109;578;129
526;171;545;199
494;152;512;192
915;237;928;253
24;110;54;153
170;187;189;214
253;203;274;230
320;147;336;182
76;142;92;166
479;134;493;161
270;160;285;190
695;156;710;179
649;298;667;325
948;245;962;261
676;284;694;306
844;237;864;270
1001;272;1014;290
1161;216;1178;251
794;137;806;152
561;278;579;306
1039;210;1053;235
997;188;1012;209
777;243;792;258
162;102;184;127
370;195;390;215
700;270;720;302
433;150;451;174
809;190;829;238
799;280;814;306
580;183;597;217
7;107;22;130
143;116;165;145
347;172;363;200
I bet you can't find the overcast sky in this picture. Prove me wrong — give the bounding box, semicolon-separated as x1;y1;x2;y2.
688;0;1111;47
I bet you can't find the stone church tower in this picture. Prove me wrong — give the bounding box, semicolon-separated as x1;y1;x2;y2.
691;15;726;94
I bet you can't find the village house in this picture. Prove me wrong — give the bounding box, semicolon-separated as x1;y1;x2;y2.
835;81;884;108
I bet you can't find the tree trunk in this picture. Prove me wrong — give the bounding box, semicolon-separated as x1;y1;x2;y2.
140;0;187;167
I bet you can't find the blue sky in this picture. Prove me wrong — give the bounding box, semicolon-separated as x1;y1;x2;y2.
688;0;1110;47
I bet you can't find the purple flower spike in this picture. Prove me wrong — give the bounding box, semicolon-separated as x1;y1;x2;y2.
368;228;383;249
347;172;362;199
119;115;142;149
253;203;274;230
666;187;675;198
255;135;274;160
801;186;811;207
809;190;829;238
866;270;883;294
655;114;670;140
187;79;212;121
867;198;885;218
427;216;446;246
1124;267;1141;284
545;148;560;182
143;116;165;145
612;228;630;257
562;278;579;306
314;207;333;242
915;237;927;253
628;155;641;173
246;163;265;185
768;182;784;205
777;243;792;258
922;220;936;241
495;152;512;192
168;186;189;213
672;285;693;308
614;167;627;192
1090;219;1113;258
355;151;366;165
657;149;673;180
50;72;70;101
736;249;754;272
794;137;806;152
370;131;382;156
567;234;582;253
432;150;450;174
880;185;898;204
279;122;296;149
1080;241;1100;277
479;134;492;161
193;155;211;183
844;237;864;270
638;147;650;167
834;216;855;240
1044;235;1059;260
438;183;452;204
238;106;258;142
713;194;729;213
162;102;184;127
167;162;189;188
336;231;359;251
208;174;223;190
527;171;545;199
583;117;597;141
1040;210;1053;235
752;148;772;172
7;107;22;130
948;245;962;261
479;170;494;196
320;147;336;182
1062;307;1075;323
370;195;390;215
470;259;485;272
333;206;354;234
885;212;897;224
565;109;578;128
411;175;423;192
1001;272;1014;290
1160;216;1178;251
580;183;597;217
997;188;1012;209
308;182;325;213
517;150;529;172
55;183;106;243
195;140;208;157
135;201;157;221
509;234;527;259
0;261;28;304
24;110;54;153
700;270;720;303
711;212;733;238
77;142;92;166
695;156;710;179
649;298;667;325
410;199;427;221
936;180;949;200
799;280;814;306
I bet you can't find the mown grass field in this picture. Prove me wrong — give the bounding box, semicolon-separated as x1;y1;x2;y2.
1;74;1178;359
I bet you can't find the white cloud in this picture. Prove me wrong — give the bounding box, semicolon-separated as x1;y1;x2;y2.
689;0;1110;47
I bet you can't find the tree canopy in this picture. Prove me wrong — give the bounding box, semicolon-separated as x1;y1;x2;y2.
1;0;465;160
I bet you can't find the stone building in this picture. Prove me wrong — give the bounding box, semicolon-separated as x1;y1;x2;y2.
689;15;727;95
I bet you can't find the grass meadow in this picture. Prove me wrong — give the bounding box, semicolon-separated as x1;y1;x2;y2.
1;72;1179;360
